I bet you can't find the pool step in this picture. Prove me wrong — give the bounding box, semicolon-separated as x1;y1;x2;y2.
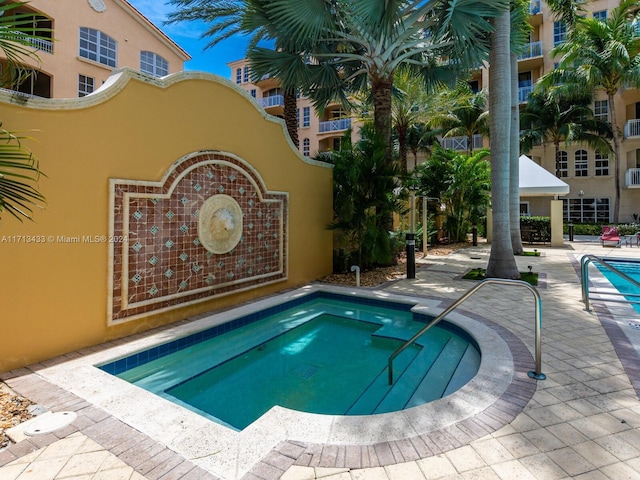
403;337;472;409
374;335;470;413
346;329;454;415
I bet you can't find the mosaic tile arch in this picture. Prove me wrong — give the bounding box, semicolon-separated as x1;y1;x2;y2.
108;151;289;324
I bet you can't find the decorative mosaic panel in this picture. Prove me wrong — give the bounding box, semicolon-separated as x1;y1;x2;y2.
108;151;288;324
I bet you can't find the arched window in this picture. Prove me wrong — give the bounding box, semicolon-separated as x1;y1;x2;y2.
79;27;116;67
140;51;168;77
574;150;588;177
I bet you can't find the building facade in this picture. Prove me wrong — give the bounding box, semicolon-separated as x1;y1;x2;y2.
469;0;640;223
1;0;190;99
230;2;640;224
227;58;359;158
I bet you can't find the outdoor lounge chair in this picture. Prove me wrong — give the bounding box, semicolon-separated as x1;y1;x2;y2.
600;226;621;247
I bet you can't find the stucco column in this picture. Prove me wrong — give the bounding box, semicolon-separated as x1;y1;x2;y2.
550;199;564;247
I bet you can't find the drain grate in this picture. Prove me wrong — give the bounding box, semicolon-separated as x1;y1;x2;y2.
628;322;640;330
291;363;320;379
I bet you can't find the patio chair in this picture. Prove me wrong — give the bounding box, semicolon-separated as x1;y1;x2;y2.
600;226;621;247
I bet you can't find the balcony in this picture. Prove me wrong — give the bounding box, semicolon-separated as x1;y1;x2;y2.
530;0;541;15
518;41;542;60
440;134;484;151
29;37;53;54
258;95;284;108
319;118;351;133
624;119;640;138
518;85;533;103
626;168;640;188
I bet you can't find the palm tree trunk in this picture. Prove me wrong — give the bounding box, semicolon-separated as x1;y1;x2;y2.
372;75;395;232
608;92;621;224
486;11;520;279
398;124;408;174
284;87;299;148
510;52;523;255
372;76;394;166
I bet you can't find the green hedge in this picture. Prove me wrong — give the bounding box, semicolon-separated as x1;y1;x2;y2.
520;216;551;234
563;222;640;235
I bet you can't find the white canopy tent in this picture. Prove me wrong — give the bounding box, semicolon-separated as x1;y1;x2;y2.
519;154;568;246
519;154;569;196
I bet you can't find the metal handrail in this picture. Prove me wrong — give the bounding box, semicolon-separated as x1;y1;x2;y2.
388;278;545;385
580;254;640;311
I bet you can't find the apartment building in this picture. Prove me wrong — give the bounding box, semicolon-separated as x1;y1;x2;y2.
229;1;640;223
469;0;640;223
1;0;190;99
227;58;359;158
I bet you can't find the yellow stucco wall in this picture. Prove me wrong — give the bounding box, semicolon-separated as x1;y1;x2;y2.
0;69;333;372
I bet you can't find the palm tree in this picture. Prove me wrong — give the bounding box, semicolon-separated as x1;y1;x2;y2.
434;84;488;156
442;149;492;243
509;0;532;256
540;0;640;223
260;0;509;168
520;88;613;176
0;1;48;222
486;9;520;279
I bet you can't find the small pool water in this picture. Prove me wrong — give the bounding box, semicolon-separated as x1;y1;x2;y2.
99;292;480;431
597;260;640;314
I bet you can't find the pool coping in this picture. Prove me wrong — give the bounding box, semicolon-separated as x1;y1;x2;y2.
2;285;538;480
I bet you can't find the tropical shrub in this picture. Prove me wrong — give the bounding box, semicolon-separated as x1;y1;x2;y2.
324;125;404;271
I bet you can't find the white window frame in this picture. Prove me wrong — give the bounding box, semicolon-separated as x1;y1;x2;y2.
557;150;568;178
243;66;249;83
140;51;168;77
302;138;310;156
78;74;94;97
595;152;610;176
303;107;310;127
553;21;566;47
79;27;117;67
594;99;609;122
235;68;241;84
593;10;607;21
574;150;588;177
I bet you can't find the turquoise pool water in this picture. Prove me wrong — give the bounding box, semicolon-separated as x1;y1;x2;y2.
598;260;640;314
99;293;480;431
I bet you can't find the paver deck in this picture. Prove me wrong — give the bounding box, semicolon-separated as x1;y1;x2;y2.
2;240;640;480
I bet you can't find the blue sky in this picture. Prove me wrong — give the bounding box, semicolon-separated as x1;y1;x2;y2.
128;0;247;78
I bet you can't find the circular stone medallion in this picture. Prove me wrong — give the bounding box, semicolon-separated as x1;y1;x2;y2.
198;194;243;254
88;0;107;12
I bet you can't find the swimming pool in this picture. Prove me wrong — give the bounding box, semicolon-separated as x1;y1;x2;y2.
99;292;480;431
34;285;517;480
597;259;640;314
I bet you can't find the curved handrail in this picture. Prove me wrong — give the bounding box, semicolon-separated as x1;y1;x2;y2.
580;254;640;311
387;278;545;385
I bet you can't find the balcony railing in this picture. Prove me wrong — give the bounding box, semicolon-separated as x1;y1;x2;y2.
319;118;351;133
624;118;640;138
258;95;284;108
530;0;541;15
518;41;542;60
440;134;484;151
626;168;640;188
518;85;533;103
29;37;53;53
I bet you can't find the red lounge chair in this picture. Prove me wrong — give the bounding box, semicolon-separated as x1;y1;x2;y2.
600;226;620;247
